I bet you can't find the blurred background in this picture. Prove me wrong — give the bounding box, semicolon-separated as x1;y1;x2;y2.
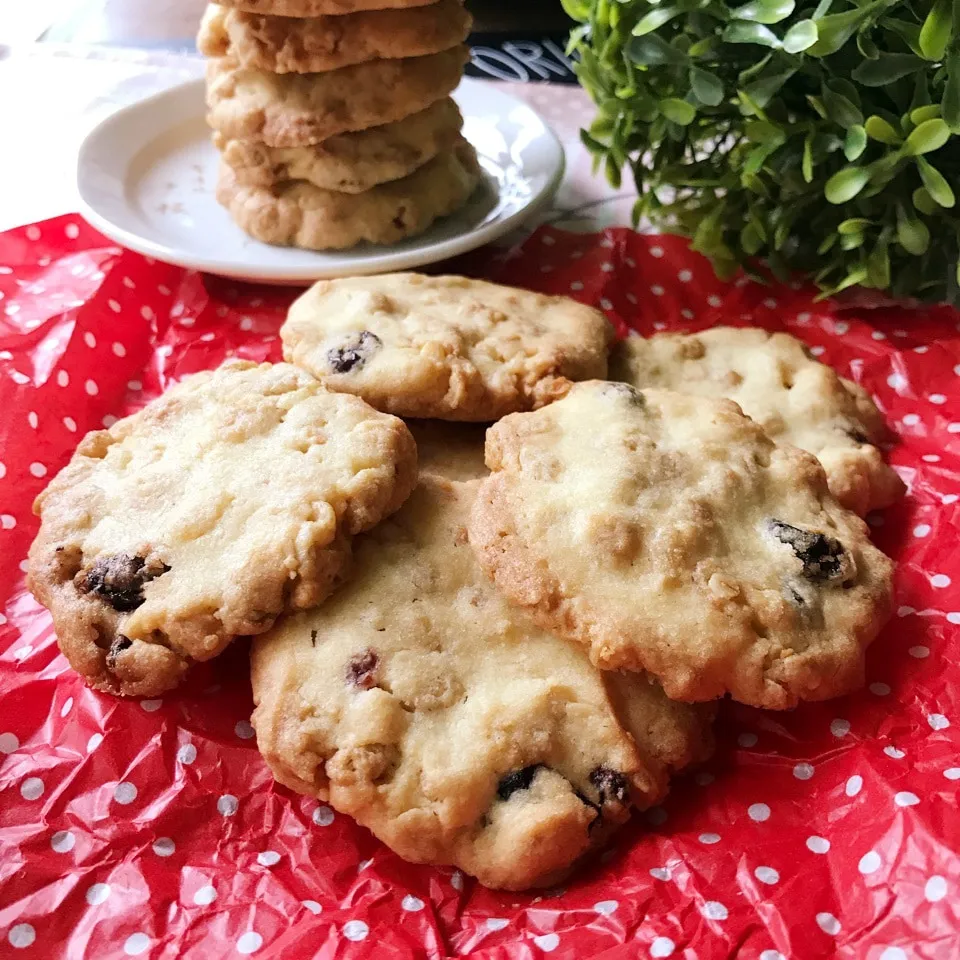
0;0;576;83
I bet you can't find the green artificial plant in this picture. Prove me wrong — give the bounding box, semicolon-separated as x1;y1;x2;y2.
564;0;960;302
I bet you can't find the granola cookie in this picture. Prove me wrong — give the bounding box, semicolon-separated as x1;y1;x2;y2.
198;1;471;74
214;98;463;193
215;0;438;15
250;477;713;890
611;328;904;516
468;381;895;709
205;47;468;147
282;273;615;420
28;360;417;698
217;140;480;250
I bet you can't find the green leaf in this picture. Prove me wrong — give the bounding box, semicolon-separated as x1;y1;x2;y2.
904;117;951;153
802;134;815;182
911;104;942;124
865;115;902;144
825;166;871;203
729;0;795;24
839;218;873;234
743;67;797;107
818;233;838;254
918;157;956;205
632;6;683;37
659;98;697;125
807;3;881;57
605;156;623;189
913;187;938;215
844;124;867;160
690;67;724;107
723;21;781;46
828;268;870;296
745;120;786;144
920;0;952;60
741;221;765;254
628;34;689;66
778;20;816;54
897;207;931;254
851;53;923;86
883;18;923;56
857;29;880;59
867;239;891;288
840;232;865;251
821;84;863;127
943;52;960;130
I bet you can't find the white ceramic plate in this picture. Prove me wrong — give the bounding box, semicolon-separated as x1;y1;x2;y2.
75;77;564;284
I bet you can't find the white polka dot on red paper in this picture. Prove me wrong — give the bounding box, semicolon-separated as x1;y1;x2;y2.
651;285;665;296
108;300;121;313
649;866;671;881
218;795;238;816
533;934;560;952
880;949;907;960
816;912;840;935
1;515;15;530
928;713;950;730
738;732;758;748
124;933;150;956
701;901;727;921
342;921;369;942
86;883;111;905
925;876;947;902
85;379;98;396
807;836;830;854
63;417;77;432
313;805;334;826
754;866;779;885
0;732;18;753
65;223;80;239
83;332;96;348
760;952;785;960
257;851;280;867
87;733;103;752
20;777;43;800
56;370;69;387
699;832;721;845
846;775;863;797
884;746;906;759
858;850;882;874
748;803;770;822
194;885;217;906
793;763;814;780
871;682;891;696
7;924;35;949
235;720;255;740
114;782;137;805
486;918;508;931
650;937;675;957
51;830;75;853
29;462;47;478
401;895;424;912
831;718;851;737
178;744;197;765
153;838;175;857
141;306;154;320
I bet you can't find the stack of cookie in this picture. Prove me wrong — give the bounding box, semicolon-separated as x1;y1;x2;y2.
27;272;903;892
198;0;480;250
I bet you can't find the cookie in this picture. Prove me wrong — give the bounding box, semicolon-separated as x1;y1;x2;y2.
198;1;471;74
216;0;438;15
214;98;463;194
205;47;468;147
407;420;488;481
612;328;904;516
251;477;714;890
28;360;417;698
468;381;895;710
217;139;480;250
282;274;615;420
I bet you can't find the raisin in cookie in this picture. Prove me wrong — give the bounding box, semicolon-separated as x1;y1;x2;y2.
214;98;463;194
198;1;471;74
206;48;468;147
469;381;894;710
28;360;417;698
611;328;904;516
216;0;437;15
250;478;713;890
282;274;615;420
217;141;480;251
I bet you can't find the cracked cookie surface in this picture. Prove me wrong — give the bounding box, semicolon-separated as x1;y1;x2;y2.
611;328;904;516
250;477;713;890
28;360;417;697
282;273;615;420
468;381;895;709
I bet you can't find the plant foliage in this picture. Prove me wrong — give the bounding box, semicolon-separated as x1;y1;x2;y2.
564;0;960;302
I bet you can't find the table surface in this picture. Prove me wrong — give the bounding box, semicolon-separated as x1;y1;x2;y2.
0;41;628;240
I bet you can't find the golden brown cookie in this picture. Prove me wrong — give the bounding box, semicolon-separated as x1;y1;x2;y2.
281;273;614;420
198;1;471;74
251;477;714;890
213;98;463;194
216;140;481;250
216;0;438;15
612;328;904;516
28;360;417;698
205;47;468;147
468;381;895;710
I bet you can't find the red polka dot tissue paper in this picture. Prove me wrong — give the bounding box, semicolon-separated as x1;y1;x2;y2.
1;215;959;960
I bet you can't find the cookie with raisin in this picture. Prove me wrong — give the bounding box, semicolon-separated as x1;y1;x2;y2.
250;477;713;890
281;273;615;420
468;381;895;709
28;360;417;697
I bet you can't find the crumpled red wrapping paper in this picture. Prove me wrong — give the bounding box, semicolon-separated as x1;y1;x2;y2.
1;215;959;960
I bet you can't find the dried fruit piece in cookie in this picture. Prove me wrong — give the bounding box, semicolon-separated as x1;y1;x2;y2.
198;1;472;74
468;381;895;710
28;360;417;698
282;273;615;420
251;477;713;890
611;328;904;516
